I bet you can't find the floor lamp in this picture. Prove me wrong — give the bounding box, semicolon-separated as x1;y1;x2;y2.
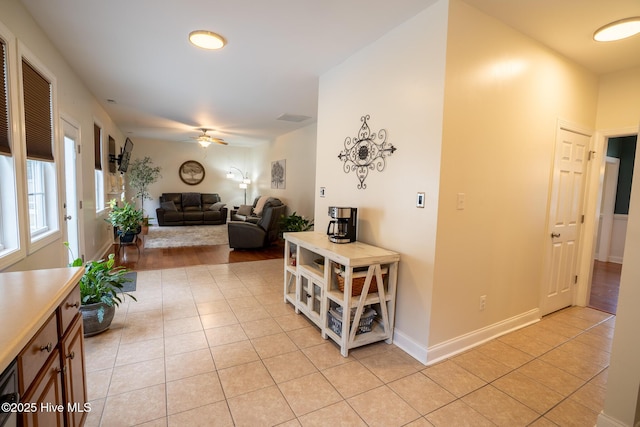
226;167;251;204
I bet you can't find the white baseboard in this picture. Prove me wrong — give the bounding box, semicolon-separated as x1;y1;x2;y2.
394;308;541;366
392;329;429;364
597;411;629;427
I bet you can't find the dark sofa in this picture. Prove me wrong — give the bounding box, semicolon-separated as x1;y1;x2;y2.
155;192;228;226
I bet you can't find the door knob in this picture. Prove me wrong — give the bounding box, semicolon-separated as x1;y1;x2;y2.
64;215;72;221
551;232;561;238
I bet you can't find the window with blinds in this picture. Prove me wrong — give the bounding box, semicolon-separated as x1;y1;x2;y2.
22;59;53;162
21;56;58;240
0;40;10;157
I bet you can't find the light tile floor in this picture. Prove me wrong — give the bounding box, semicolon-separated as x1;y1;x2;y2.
84;259;614;426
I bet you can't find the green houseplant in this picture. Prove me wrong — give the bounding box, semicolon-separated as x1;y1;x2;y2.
105;199;144;242
127;156;161;220
66;243;136;336
280;212;314;233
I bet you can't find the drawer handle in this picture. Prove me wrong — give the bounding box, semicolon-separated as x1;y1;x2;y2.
40;342;53;353
66;351;75;360
67;301;80;308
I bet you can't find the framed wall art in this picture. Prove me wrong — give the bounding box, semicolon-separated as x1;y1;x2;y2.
179;160;205;185
271;159;286;189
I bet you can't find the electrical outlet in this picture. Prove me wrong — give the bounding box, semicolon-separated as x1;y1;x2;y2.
480;295;486;311
457;193;466;210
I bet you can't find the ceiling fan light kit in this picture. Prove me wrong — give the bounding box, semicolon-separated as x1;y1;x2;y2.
594;17;640;42
192;128;228;146
189;30;226;50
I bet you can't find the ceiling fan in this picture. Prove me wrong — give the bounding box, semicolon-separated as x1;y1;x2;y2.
191;128;228;147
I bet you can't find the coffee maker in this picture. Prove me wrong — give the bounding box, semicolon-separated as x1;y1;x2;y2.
327;207;357;243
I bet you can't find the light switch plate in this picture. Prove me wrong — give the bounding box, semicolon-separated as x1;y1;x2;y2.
320;187;326;197
416;192;425;208
456;193;465;210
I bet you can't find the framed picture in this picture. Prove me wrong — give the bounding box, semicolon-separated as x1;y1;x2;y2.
271;159;286;189
179;160;205;185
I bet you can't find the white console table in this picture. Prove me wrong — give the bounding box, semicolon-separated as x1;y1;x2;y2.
283;231;399;356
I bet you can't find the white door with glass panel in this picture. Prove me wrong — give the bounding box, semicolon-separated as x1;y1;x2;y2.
541;125;591;316
62;118;81;263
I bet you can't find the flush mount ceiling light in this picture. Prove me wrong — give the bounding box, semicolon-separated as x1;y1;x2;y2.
594;17;640;42
189;30;226;50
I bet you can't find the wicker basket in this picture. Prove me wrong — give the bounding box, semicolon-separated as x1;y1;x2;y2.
327;307;376;336
336;273;383;296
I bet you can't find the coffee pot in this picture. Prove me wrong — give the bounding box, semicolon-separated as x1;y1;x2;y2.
327;207;357;243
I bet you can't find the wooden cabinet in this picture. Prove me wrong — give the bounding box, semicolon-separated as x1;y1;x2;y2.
284;231;399;356
17;284;87;427
60;315;87;427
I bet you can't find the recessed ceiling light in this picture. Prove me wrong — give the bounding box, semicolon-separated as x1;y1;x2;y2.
189;30;226;50
594;17;640;42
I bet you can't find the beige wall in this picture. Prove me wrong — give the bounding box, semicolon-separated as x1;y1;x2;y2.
595;68;640;426
127;138;255;218
1;0;124;271
430;0;599;353
316;1;449;359
251;124;317;219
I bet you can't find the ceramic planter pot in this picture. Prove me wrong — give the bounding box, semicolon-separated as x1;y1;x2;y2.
79;302;116;337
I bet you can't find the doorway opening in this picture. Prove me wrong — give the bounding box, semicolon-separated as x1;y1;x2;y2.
589;134;637;314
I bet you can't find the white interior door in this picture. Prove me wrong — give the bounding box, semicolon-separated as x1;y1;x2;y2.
62;118;82;263
541;125;591;316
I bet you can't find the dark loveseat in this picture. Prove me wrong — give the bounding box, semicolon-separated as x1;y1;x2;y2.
155;192;228;226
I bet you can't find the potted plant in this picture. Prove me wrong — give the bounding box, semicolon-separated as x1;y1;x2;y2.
66;243;136;336
127;156;161;232
106;199;144;243
280;212;314;234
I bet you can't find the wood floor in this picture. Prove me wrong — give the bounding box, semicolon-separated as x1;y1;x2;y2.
588;260;621;315
110;240;620;314
110;240;284;271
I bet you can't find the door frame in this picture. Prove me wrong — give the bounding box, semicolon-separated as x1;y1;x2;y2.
597;156;620;262
60;114;84;263
574;125;639;307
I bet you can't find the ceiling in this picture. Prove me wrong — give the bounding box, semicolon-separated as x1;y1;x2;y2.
19;0;640;147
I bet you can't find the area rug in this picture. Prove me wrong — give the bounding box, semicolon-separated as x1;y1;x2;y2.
144;225;229;248
117;272;137;293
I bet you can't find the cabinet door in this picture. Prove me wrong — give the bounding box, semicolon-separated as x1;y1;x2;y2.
61;315;87;427
21;349;65;427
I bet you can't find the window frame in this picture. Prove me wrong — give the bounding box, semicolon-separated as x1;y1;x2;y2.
0;22;26;269
94;122;105;213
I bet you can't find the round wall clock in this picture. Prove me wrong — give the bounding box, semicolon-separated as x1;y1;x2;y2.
179;160;205;185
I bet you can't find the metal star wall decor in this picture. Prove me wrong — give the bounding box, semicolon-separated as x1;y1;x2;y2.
338;115;397;189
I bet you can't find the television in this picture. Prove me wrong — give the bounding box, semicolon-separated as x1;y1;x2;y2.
117;137;133;173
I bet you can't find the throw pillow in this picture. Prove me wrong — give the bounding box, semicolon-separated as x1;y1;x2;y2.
209;202;226;211
160;201;177;211
237;205;253;216
253;195;270;216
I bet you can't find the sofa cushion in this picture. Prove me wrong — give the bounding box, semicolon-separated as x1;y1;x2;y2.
162;193;183;211
209;202;226;211
201;193;221;210
181;192;201;212
236;205;253;216
160;201;178;211
253;195;270;216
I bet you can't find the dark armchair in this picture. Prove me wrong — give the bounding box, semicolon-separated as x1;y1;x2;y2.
227;197;286;249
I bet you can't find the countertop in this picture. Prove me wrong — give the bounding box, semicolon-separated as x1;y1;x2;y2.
0;267;84;372
283;231;400;266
